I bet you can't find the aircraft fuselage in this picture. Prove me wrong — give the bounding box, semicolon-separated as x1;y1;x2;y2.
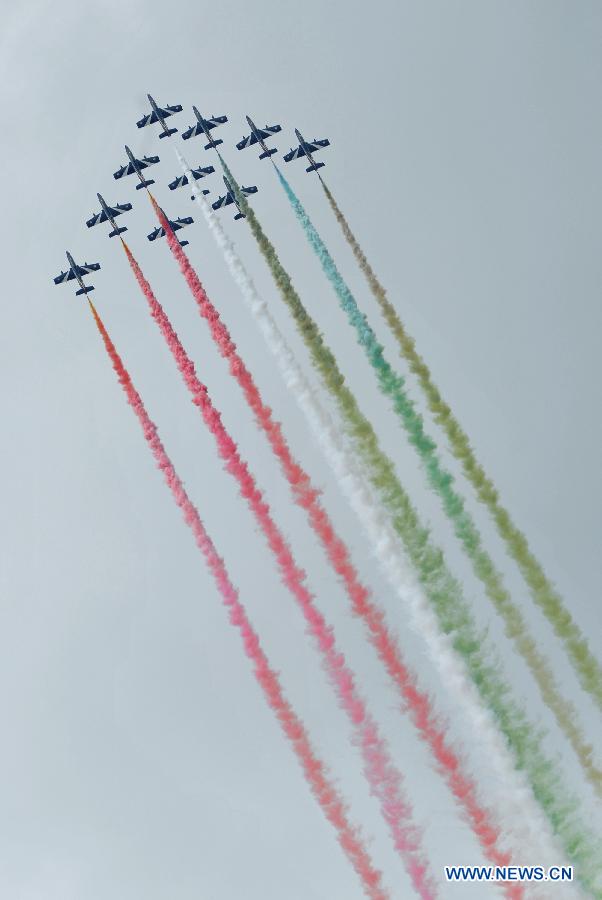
197;109;217;147
125;145;146;187
295;129;317;168
66;251;87;293
97;193;119;232
246;115;270;156
148;94;169;135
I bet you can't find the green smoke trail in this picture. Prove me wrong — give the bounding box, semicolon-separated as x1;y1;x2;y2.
219;155;602;896
321;179;602;715
274;168;600;797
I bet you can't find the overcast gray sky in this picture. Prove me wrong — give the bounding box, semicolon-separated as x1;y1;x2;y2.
1;1;601;897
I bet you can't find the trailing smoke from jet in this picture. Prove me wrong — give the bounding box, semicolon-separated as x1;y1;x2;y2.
86;297;389;900
219;155;599;896
123;231;436;899
275;167;601;797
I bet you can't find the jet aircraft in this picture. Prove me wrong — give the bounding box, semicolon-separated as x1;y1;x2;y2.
53;252;100;296
283;129;330;172
212;176;257;220
147;216;194;247
236;115;281;159
182;107;228;148
86;193;133;237
168;164;215;191
136;94;183;139
114;146;160;190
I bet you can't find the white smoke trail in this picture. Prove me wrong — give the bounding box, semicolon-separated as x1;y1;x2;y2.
177;148;580;895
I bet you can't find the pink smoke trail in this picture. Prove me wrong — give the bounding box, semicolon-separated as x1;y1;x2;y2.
121;234;435;899
87;298;389;900
142;203;521;889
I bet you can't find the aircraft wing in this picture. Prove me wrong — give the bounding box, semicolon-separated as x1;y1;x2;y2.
182;123;202;140
284;146;307;162
114;161;136;179
137;104;182;128
169;175;189;190
137;111;159;128
140;155;160;168
76;263;101;276
171;217;193;230
193;165;215;178
236;133;256;150
53;269;75;284
147;226;165;242
212;193;234;210
86;210;109;228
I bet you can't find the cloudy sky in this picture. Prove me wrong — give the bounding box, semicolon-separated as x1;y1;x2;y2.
1;1;601;897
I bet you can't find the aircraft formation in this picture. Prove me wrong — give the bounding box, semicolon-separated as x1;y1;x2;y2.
48;92;602;900
53;94;330;295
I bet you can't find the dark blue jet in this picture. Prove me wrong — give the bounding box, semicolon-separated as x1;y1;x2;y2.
53;251;100;296
168;164;215;191
113;146;160;190
212;176;257;221
137;94;183;139
86;193;133;238
182;106;228;148
147;216;194;248
236;115;281;159
283;129;330;173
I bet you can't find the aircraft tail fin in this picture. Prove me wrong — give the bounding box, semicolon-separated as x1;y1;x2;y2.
179;240;189;247
160;128;178;139
136;179;155;190
205;138;223;150
306;162;325;173
234;212;245;221
109;226;128;238
259;147;278;160
76;285;95;297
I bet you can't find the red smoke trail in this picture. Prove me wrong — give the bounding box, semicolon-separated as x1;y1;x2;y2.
86;298;389;900
141;205;520;887
121;237;435;899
